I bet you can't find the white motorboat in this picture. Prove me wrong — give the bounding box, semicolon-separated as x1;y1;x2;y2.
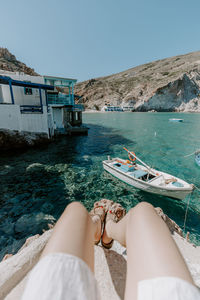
102;148;194;200
195;150;200;167
169;118;183;122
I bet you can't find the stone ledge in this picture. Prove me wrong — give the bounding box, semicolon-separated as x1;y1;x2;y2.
0;230;52;300
1;231;200;300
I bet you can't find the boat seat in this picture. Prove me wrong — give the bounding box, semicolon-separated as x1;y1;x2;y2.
114;163;135;173
129;169;148;179
172;181;184;187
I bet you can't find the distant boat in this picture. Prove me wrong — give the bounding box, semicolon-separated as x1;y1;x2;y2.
195;150;200;167
103;148;194;200
101;105;123;112
169;118;183;122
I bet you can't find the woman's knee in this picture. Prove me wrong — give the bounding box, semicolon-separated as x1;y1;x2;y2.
130;201;154;215
64;201;88;217
127;202;154;224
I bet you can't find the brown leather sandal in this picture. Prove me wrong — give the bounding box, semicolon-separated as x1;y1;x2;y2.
89;205;106;245
101;203;126;249
94;199;114;211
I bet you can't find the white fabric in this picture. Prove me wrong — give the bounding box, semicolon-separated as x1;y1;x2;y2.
138;276;200;300
21;253;100;300
22;252;200;300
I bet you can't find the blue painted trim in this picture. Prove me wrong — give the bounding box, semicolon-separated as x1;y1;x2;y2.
45;90;48;107
20;105;43;114
9;80;14;104
39;88;43;113
0;75;54;90
71;83;74;105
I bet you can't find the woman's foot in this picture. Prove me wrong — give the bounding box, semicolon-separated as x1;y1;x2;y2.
89;204;106;245
101;203;126;249
94;199;114;211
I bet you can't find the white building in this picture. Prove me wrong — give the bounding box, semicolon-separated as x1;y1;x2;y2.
0;71;85;138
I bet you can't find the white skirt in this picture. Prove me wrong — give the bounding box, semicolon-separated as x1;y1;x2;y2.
22;253;100;300
22;253;200;300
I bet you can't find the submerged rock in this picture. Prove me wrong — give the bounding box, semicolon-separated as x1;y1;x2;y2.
14;212;55;236
0;129;50;151
26;163;45;173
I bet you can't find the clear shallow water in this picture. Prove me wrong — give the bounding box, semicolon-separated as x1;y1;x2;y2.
0;112;200;259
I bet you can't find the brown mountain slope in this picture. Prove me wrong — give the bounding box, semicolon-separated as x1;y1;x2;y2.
75;51;200;112
0;48;38;76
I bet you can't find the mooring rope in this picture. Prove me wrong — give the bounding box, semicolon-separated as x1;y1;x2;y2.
183;151;196;158
184;149;200;158
183;192;192;232
183;185;200;232
194;184;200;193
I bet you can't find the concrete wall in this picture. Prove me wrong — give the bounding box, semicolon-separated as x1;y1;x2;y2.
0;104;50;135
0;86;3;103
0;71;46;106
52;107;64;129
20;109;49;134
2;85;46;106
0;105;21;131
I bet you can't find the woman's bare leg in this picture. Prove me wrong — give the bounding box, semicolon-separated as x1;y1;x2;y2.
102;213;128;247
103;202;194;300
42;202;101;272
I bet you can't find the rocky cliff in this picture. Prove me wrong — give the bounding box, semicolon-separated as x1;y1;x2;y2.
0;48;38;76
75;51;200;112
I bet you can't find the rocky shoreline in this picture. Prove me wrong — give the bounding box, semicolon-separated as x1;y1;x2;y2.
0;129;50;151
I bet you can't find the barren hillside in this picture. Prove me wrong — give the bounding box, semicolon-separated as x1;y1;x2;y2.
0;48;38;76
75;51;200;112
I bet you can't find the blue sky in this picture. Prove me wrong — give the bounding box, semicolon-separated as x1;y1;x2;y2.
0;0;200;82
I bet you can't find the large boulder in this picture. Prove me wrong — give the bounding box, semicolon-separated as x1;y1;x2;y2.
0;129;50;150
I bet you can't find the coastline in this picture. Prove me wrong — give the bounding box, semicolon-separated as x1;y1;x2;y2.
83;110;200;113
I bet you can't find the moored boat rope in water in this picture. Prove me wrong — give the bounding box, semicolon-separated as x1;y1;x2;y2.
194;185;200;193
183;151;196;158
183;185;200;232
184;149;200;158
183;192;192;232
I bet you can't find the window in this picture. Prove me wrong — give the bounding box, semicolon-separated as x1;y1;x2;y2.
24;87;33;95
49;80;54;86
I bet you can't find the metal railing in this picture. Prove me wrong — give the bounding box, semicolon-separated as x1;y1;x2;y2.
65;104;84;111
47;94;74;106
20;105;43;114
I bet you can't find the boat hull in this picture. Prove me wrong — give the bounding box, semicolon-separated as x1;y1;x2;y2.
103;160;193;200
169;118;183;122
195;154;200;167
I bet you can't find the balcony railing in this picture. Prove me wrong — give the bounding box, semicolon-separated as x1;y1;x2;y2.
20;105;43;114
47;94;74;106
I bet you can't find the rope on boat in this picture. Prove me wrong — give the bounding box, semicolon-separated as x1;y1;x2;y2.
183;185;200;232
194;184;200;193
183;151;196;158
183;192;192;232
184;149;200;158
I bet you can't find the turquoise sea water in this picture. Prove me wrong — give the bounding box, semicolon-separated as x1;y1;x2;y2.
0;112;200;259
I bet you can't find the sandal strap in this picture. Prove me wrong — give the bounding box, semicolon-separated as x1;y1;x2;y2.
101;238;113;249
90;205;105;226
